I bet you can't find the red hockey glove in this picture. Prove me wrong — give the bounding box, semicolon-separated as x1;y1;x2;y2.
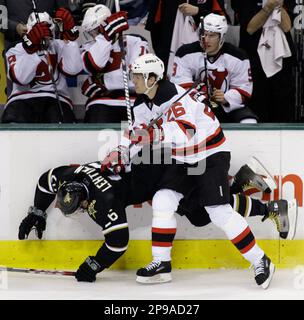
22;22;52;54
54;7;79;41
101;145;129;174
129;123;164;146
81;76;107;99
103;11;129;41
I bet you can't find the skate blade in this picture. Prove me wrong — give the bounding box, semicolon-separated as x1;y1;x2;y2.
247;156;277;192
286;199;298;240
261;263;275;289
136;273;172;284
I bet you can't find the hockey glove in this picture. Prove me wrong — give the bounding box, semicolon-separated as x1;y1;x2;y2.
103;11;129;41
81;76;107;99
54;7;79;41
189;82;209;103
75;256;104;282
22;22;52;54
18;206;47;240
101;145;129;174
129;123;164;146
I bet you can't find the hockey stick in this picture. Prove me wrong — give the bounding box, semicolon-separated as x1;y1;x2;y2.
31;0;64;123
114;0;133;131
199;16;218;109
0;266;75;276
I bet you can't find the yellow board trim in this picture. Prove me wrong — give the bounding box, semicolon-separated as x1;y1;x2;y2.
0;240;303;271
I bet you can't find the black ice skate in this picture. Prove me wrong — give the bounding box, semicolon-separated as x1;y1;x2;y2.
136;260;172;284
232;157;277;193
263;199;298;240
253;254;275;289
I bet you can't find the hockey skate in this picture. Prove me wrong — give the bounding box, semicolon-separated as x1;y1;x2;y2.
232;157;277;193
253;254;275;289
263;199;298;240
136;260;172;284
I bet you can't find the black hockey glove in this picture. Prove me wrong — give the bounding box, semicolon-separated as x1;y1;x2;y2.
18;206;47;240
75;256;104;282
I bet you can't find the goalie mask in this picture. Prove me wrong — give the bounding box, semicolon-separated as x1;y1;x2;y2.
81;4;111;33
130;53;165;94
200;13;228;48
56;181;89;216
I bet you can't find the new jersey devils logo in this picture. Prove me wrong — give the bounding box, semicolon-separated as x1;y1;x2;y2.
209;69;228;91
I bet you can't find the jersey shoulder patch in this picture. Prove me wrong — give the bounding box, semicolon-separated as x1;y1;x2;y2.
154;80;179;106
175;41;201;58
222;43;249;61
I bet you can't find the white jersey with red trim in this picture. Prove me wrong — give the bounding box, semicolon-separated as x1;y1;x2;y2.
171;41;252;112
6;40;82;109
121;80;230;164
81;34;149;108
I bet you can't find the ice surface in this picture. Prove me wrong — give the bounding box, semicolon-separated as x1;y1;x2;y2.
1;269;304;300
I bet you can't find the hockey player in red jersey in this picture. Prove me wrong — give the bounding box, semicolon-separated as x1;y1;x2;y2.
171;13;258;123
1;8;82;123
80;4;149;123
101;53;276;289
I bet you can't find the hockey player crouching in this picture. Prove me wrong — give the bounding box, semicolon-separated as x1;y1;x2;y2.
80;4;149;123
1;8;82;124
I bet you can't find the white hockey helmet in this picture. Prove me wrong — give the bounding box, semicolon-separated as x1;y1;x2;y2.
131;53;165;94
131;53;164;82
26;12;55;35
81;4;111;32
201;13;228;46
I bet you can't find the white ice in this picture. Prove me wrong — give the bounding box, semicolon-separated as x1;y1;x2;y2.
1;268;304;300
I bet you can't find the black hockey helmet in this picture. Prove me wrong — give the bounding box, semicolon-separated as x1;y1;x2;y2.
56;181;89;216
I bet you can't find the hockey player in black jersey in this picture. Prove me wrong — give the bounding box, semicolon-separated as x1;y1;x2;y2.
18;158;297;283
18;159;196;282
171;13;258;123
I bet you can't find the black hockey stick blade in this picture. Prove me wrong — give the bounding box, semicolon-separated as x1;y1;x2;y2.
1;266;75;276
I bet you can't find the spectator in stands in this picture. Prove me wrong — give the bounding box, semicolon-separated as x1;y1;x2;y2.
171;13;258;123
145;0;226;73
231;0;297;122
80;4;149;123
1;8;82;123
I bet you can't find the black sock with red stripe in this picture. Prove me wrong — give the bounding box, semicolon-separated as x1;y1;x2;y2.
152;227;176;261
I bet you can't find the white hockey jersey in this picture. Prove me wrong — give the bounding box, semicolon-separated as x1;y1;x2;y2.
120;80;230;164
171;42;253;112
6;40;82;109
81;34;149;109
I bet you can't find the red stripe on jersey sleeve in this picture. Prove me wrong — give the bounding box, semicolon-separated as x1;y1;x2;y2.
9;64;23;85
